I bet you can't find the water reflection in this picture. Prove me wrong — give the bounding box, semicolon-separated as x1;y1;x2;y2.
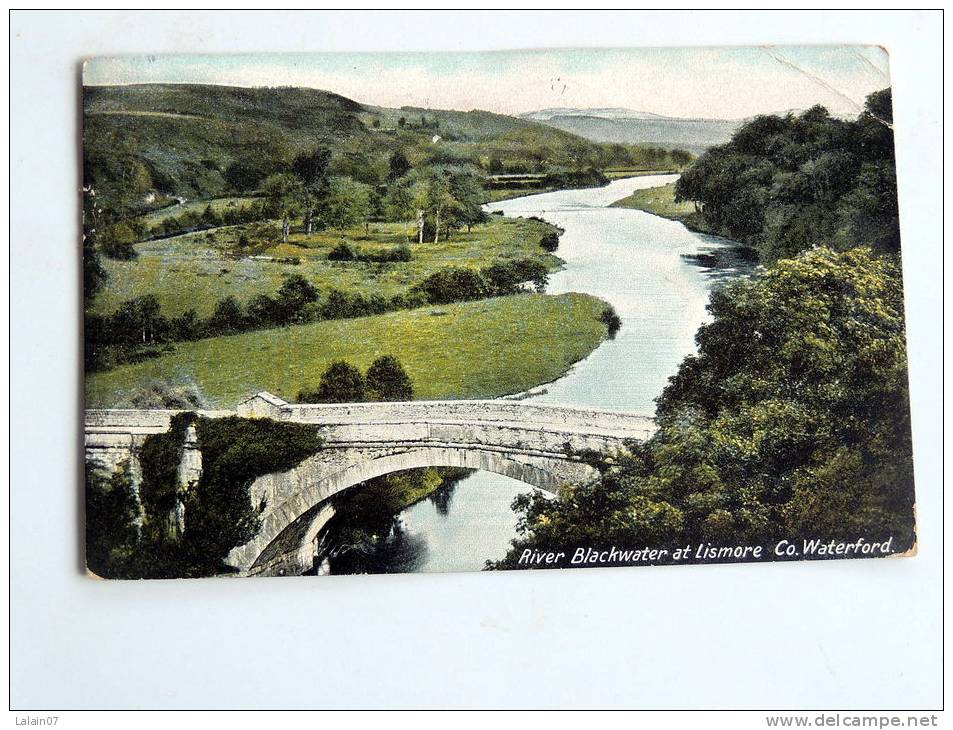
321;470;535;575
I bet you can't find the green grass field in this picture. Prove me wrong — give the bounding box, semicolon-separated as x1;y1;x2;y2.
610;182;711;229
86;292;610;408
93;216;560;318
610;182;694;215
483;187;554;203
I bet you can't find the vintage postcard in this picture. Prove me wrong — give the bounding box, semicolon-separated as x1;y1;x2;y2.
82;46;913;579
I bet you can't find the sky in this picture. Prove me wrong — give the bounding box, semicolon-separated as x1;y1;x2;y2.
84;45;891;120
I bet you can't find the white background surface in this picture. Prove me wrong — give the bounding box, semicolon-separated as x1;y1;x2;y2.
9;10;943;710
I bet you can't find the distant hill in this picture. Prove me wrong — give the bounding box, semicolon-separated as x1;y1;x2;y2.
519;107;742;154
84;84;689;217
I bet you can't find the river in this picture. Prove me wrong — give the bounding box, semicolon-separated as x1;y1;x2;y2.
325;174;750;574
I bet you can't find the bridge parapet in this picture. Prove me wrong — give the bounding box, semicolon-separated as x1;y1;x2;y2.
86;394;656;455
235;392;656;441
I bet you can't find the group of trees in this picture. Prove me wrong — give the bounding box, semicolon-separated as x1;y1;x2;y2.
384;163;488;243
327;241;412;264
493;247;915;567
85;274;314;366
412;258;550;305
675;89;899;264
494;88;915;568
259;151;375;243
298;356;414;404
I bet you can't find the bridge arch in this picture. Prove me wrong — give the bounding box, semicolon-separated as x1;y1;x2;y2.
85;396;657;578
227;444;601;576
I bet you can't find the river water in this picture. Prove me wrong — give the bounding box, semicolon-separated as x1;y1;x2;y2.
327;175;749;574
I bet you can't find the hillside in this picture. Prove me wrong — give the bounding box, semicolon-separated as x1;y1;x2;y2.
519;107;741;154
83;83;688;217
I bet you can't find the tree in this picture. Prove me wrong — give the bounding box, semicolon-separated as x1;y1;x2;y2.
99;222;138;260
300;361;367;403
483;259;548;295
446;169;488;233
383;175;418;237
413;182;430;245
292;148;332;234
674;88;898;263
314;177;373;231
274;274;319;324
208;295;245;333
261;173;304;242
388;151;412;181
429;175;455;244
111;295;164;345
366;355;414;401
864;87;893;126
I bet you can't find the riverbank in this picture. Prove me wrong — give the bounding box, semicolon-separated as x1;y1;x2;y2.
86;292;614;408
609;181;715;235
483;169;681;205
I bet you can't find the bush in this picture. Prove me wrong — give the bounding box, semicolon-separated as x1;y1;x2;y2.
328;242;357;261
357;244;413;263
539;231;560;252
599;305;622;338
300;361;367;403
100;222;138;260
412;267;490;304
208;296;245;333
124;379;207;409
366;355;414;401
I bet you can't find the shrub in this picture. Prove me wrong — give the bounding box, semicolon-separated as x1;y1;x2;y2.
124;379;207;409
328;242;357;261
357;244;412;263
366;355;414;401
539;231;560;252
599;305;622;338
299;361;367;403
99;222;138;260
413;267;490;304
208;296;246;333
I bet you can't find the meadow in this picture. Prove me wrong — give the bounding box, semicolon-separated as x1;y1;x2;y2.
86;293;611;408
609;182;697;218
610;182;717;238
92;216;560;318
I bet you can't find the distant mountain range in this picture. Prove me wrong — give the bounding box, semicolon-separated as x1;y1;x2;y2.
518;107;743;154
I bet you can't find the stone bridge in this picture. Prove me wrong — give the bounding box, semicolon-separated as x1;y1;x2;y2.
85;392;656;577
